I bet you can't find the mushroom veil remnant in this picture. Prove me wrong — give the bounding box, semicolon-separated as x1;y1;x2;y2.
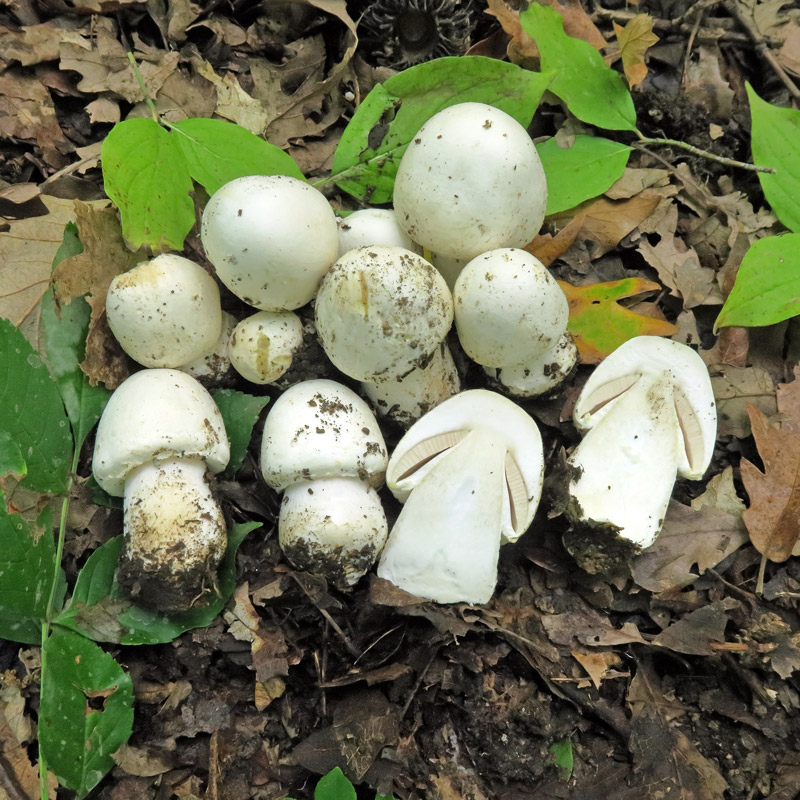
566;336;717;557
92;369;230;612
377;390;544;604
260;379;389;586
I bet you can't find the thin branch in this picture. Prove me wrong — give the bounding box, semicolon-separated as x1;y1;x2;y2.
126;53;160;124
634;137;776;173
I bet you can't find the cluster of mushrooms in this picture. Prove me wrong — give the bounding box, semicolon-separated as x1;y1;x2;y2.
92;102;718;613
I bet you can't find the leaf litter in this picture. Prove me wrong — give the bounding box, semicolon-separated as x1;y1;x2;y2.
2;0;800;798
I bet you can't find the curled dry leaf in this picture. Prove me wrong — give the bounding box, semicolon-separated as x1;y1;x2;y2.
612;14;659;88
741;403;800;563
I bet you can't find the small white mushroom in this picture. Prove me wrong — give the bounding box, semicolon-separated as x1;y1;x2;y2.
337;208;421;257
567;336;717;551
393;102;547;280
315;245;459;425
228;310;305;385
454;248;577;397
106;253;222;369
377;390;544;604
92;369;230;612
201;175;339;311
260;379;389;586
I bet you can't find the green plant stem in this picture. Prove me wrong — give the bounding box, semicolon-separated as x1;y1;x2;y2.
39;449;79;800
635;134;776;173
126;52;159;124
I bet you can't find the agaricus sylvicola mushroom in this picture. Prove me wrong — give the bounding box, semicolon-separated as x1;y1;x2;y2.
228;310;305;385
337;208;421;257
454;248;577;397
201;175;339;311
182;311;237;384
566;336;716;554
393;102;547;279
377;389;544;604
315;245;459;425
260;379;389;586
106;253;222;369
92;369;230;612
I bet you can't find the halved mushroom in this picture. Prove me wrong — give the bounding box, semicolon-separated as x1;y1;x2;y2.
566;336;717;552
377;390;544;604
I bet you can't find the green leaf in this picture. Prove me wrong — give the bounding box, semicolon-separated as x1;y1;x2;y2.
549;738;574;781
715;234;800;330
747;83;800;233
101;117;194;251
41;224;110;454
521;4;637;132
39;627;134;798
315;768;356;800
56;522;261;645
0;432;26;479
0;495;65;644
213;389;270;476
330;56;553;204
171;118;305;196
537;135;631;214
0;316;72;493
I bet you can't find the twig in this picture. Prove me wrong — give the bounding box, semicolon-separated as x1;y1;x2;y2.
723;0;800;102
634;137;776;173
126;53;160;124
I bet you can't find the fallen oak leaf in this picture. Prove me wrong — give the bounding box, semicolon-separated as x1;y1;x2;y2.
612;14;659;88
557;277;677;363
741;403;800;562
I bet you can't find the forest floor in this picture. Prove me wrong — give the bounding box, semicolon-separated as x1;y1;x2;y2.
2;0;800;798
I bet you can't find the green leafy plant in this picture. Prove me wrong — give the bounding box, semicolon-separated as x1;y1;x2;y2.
285;767;395;800
0;226;264;797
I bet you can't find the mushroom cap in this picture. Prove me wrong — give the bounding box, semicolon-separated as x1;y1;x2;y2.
106;253;222;368
201;175;339;311
386;389;544;541
181;310;237;383
337;208;421;257
279;476;388;587
315;245;453;381
454;248;569;368
93;369;230;496
573;336;716;480
228;310;304;385
393;102;547;261
260;379;388;491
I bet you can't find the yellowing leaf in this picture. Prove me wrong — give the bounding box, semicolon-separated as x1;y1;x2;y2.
558;277;678;363
613;14;659;88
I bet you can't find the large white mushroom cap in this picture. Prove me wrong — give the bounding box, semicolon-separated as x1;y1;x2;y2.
393;102;547;262
568;336;717;548
315;245;453;381
93;369;229;497
337;208;421;257
260;379;388;491
201;175;339;311
106;253;222;369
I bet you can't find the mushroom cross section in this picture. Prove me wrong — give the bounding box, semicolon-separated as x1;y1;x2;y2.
567;336;717;549
377;389;544;604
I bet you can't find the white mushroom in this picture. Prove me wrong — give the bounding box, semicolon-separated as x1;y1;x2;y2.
393;102;547;282
201;175;339;311
567;336;717;551
337;208;421;257
377;390;544;604
182;310;237;384
454;249;577;397
92;369;230;612
260;379;389;586
315;245;459;425
106;253;222;369
228;310;305;385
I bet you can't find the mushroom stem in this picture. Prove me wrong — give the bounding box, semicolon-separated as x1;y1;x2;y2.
120;457;226;611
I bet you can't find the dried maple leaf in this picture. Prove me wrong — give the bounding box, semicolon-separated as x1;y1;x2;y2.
612;14;659;88
557;277;677;364
741;404;800;562
777;363;800;431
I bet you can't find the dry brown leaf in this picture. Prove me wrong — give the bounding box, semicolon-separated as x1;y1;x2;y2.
604;167;670;200
711;365;776;438
612;14;659;88
682;45;735;118
548;190;662;257
741;404;800;563
778;23;800;76
777;363;800;431
631;499;748;593
691;466;746;516
571;651;622;689
112;743;174;777
0;21;86;67
484;0;539;61
526;214;584;266
545;0;607;50
651;600;738;656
